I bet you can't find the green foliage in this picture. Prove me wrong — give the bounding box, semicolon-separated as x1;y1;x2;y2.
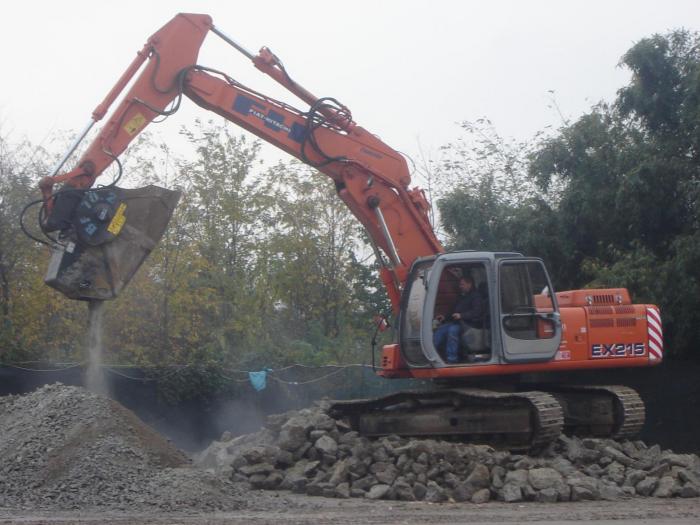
1;119;384;398
148;364;239;404
0;132;84;362
436;119;570;280
618;30;700;143
439;30;700;358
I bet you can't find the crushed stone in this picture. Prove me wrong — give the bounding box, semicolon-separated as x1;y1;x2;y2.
3;383;698;511
197;401;700;504
0;384;246;511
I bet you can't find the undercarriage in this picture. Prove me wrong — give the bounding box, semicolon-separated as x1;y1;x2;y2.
329;385;645;451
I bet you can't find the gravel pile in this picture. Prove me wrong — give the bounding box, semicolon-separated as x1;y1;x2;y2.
197;402;700;504
0;384;246;511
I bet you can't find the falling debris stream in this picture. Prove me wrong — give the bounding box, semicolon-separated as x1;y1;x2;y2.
86;300;108;396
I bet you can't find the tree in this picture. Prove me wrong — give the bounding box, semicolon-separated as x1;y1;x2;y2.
0;130;86;362
436;119;566;272
437;30;700;358
260;162;373;364
177;119;269;361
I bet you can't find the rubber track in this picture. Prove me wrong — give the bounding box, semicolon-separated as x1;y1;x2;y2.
330;388;564;450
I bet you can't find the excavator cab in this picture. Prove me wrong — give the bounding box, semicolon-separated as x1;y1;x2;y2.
398;252;562;369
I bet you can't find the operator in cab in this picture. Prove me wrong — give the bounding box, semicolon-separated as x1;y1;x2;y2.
433;276;483;363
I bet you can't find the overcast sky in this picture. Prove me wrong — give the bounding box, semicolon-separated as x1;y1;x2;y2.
2;0;699;179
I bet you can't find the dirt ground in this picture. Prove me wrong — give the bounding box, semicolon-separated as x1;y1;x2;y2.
1;492;699;525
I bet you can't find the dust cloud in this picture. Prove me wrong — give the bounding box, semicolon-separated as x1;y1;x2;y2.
85;300;109;396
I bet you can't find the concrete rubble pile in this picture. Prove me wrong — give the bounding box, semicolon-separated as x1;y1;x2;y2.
0;384;246;511
197;402;700;504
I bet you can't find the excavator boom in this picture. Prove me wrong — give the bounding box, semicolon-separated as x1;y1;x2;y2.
39;12;442;308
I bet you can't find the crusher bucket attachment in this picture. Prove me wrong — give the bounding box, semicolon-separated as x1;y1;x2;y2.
44;185;181;301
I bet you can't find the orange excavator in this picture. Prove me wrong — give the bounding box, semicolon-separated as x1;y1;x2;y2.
29;13;663;450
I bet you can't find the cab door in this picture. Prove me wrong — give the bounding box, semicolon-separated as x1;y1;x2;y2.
497;258;561;362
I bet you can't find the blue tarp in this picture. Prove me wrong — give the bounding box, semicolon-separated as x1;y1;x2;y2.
248;369;270;391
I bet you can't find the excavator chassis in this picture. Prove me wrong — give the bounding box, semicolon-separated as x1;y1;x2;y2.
330;385;645;452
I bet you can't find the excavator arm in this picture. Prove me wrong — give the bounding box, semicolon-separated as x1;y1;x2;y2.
40;14;211;198
39;13;443;310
